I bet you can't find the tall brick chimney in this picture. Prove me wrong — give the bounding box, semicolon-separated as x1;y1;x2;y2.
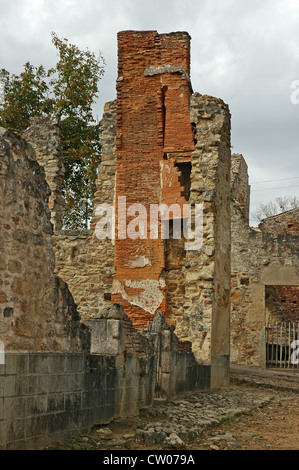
111;31;195;328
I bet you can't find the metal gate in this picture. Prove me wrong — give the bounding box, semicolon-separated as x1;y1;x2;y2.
266;322;299;368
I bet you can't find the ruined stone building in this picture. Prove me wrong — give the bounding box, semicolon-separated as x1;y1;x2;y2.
230;158;299;367
54;31;298;370
55;31;231;387
0;30;298;449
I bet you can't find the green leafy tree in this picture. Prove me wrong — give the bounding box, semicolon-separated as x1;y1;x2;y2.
0;32;105;229
0;62;50;130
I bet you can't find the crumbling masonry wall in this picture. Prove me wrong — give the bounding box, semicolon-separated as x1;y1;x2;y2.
0;127;88;352
230;153;250;225
3;30;297;384
181;94;231;377
258;207;299;236
0;307;209;450
111;31;195;328
24;116;65;231
230;155;299;366
0;126;209;449
54;31;231;387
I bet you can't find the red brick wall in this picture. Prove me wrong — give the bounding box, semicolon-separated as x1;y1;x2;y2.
112;31;195;329
266;285;299;322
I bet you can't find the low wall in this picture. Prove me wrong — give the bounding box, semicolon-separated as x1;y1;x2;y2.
231;203;299;366
0;352;119;450
0;309;210;450
156;329;211;398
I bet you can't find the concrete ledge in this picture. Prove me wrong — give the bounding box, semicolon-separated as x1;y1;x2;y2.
210;354;230;389
0;352;136;449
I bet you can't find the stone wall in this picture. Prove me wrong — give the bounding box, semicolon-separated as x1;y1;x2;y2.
178;94;231;385
258;207;299;236
53;31;231;387
231;187;299;366
0;124;210;449
0;306;210;450
84;307;210;402
147;312;210;398
0;352;116;449
231;154;250;224
54;229;115;319
102;34;231;382
0;127;88;352
0;305;154;450
24;116;65;231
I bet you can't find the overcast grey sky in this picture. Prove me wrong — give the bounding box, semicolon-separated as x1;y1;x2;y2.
1;0;299;223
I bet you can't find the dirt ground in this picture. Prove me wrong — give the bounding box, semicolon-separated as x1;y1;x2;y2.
49;383;299;451
196;388;299;450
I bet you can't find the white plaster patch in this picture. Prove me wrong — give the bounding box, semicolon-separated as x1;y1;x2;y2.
128;256;152;268
112;279;164;315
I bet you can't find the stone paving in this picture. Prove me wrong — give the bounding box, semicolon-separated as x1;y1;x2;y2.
48;383;276;450
47;367;299;450
133;387;274;447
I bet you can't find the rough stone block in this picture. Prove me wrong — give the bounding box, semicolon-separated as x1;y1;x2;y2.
26;395;48;415
3;375;16;397
83;319;121;355
4;397;27;420
5;353;28;375
210;354;230;388
47;393;65;413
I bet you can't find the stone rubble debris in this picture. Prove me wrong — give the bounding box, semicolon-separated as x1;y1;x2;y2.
127;387;274;447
